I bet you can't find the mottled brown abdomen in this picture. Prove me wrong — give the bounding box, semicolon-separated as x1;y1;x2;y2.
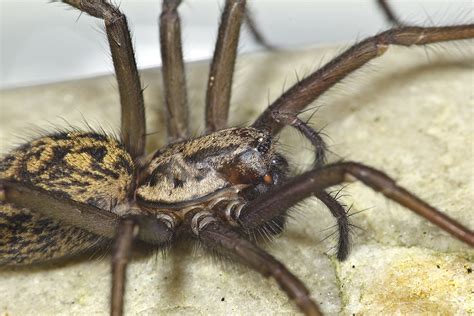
0;203;105;265
0;131;135;265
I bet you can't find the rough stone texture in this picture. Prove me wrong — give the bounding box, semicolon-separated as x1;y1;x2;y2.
0;44;473;315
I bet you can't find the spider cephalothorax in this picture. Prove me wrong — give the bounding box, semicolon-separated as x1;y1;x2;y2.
135;126;288;236
137;127;280;205
1;0;473;315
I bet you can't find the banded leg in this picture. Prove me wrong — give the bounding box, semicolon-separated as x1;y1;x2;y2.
238;162;474;247
160;0;189;142
205;0;246;132
63;0;146;158
196;217;321;316
253;24;474;134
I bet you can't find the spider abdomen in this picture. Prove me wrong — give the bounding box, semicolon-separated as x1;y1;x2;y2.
0;131;135;265
0;131;135;209
0;203;105;265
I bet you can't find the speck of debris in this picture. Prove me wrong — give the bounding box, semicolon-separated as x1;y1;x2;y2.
467;268;472;274
352;265;355;268
221;297;225;302
436;265;440;269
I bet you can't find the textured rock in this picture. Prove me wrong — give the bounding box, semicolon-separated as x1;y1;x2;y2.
0;44;473;315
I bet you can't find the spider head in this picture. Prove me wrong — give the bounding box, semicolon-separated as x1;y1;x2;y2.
218;128;288;199
220;128;288;191
235;152;289;201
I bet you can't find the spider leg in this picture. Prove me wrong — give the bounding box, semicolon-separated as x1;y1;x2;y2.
376;0;404;27
205;0;246;132
194;215;321;316
244;6;275;50
63;0;146;158
271;111;353;259
253;24;474;134
314;191;350;261
2;181;175;314
2;180;119;238
109;213;175;316
0;182;108;265
237;162;474;247
272;110;327;168
160;0;189;142
1;181;174;246
111;219;136;316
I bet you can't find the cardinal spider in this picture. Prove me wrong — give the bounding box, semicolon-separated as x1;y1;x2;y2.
1;0;473;315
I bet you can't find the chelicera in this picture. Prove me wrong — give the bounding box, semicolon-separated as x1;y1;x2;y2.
1;1;473;315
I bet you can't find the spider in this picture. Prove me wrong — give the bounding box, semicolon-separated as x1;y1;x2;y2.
0;1;474;313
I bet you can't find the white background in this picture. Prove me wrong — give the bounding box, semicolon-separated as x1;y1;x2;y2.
0;0;472;89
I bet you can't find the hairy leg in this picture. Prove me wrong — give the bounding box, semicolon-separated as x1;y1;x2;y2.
63;0;146;158
271;110;327;168
111;219;136;316
271;110;352;260
2;181;119;238
160;0;189;142
195;216;321;316
376;0;404;26
237;162;474;246
205;0;246;132
253;24;474;134
314;191;351;261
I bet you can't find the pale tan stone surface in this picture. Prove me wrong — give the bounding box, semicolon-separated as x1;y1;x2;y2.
0;44;473;315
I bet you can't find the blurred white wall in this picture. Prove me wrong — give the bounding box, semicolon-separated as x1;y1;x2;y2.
0;0;471;89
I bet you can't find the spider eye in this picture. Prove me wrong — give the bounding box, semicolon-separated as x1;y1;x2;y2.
256;136;271;153
263;173;272;184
